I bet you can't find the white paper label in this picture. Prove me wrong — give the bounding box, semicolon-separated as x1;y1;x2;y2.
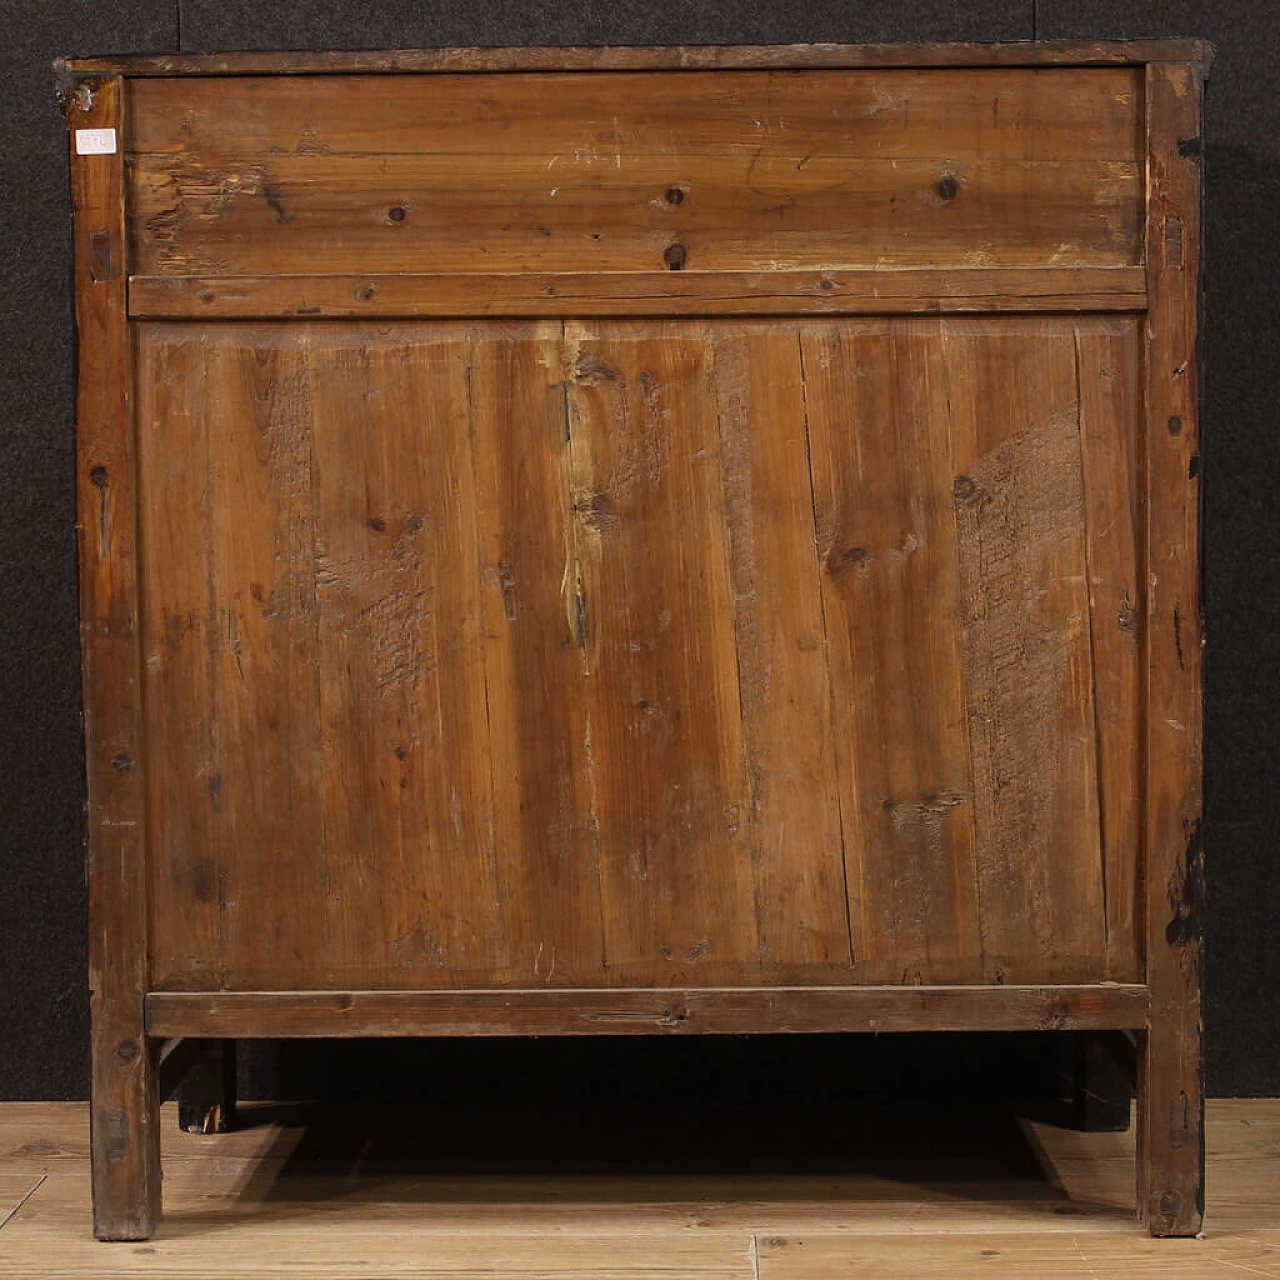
75;128;117;156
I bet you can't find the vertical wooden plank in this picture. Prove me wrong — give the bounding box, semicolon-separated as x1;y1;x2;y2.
710;326;851;970
136;328;223;988
200;329;329;983
564;321;757;979
804;321;983;982
470;322;606;985
943;321;1107;981
68;75;162;1240
1075;319;1144;982
1139;59;1206;1238
309;326;503;980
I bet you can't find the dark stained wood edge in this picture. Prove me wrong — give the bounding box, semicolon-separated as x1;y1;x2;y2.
146;985;1150;1039
55;40;1214;79
68;75;162;1242
127;269;1149;321
1138;61;1205;1239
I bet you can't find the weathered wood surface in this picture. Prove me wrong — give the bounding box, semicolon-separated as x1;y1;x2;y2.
71;48;1207;1241
144;985;1149;1039
67;74;162;1243
127;268;1150;319
136;317;1140;992
124;69;1143;278
803;317;1140;985
1137;60;1206;1240
0;1098;1271;1275
57;38;1214;76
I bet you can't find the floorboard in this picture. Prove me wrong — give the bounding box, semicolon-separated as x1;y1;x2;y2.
0;1100;1275;1277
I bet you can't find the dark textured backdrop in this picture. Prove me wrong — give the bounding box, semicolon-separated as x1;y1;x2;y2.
2;1;1275;1101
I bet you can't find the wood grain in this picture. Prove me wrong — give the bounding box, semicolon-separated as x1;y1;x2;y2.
67;74;162;1242
804;321;983;983
144;985;1149;1039
469;321;606;985
124;69;1142;278
59;38;1214;76
802;317;1139;985
942;324;1110;981
4;1098;1276;1275
707;327;849;967
127;268;1150;320
1075;322;1143;981
70;47;1207;1240
563;321;757;977
1137;60;1206;1240
755;1233;1275;1278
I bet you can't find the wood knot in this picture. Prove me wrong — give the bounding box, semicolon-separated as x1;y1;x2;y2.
664;186;686;206
573;351;623;384
826;545;870;580
936;174;960;202
89;465;109;488
663;241;688;271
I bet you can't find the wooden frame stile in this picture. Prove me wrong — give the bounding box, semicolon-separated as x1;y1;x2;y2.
66;75;162;1240
1139;58;1207;1238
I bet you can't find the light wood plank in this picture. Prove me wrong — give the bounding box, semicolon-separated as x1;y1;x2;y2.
124;69;1142;277
128;69;1141;162
754;1233;1280;1278
469;322;606;984
563;321;757;977
128;269;1149;321
126;152;1142;278
1074;321;1143;981
803;320;984;982
940;320;1110;980
709;327;850;968
305;327;505;978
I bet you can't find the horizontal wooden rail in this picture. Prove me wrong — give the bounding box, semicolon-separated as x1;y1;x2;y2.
129;269;1147;320
59;39;1213;78
147;984;1149;1039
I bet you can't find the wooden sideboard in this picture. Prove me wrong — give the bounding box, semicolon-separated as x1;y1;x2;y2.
61;40;1208;1239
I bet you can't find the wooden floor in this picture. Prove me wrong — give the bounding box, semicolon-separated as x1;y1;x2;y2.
0;1099;1277;1277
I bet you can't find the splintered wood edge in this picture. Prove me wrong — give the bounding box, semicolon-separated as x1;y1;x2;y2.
53;41;1214;78
146;985;1151;1038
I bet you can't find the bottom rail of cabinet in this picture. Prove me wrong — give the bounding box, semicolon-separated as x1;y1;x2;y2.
145;983;1149;1039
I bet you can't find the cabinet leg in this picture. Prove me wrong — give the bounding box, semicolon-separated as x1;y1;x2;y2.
178;1040;237;1134
1136;1026;1204;1236
90;1004;161;1241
